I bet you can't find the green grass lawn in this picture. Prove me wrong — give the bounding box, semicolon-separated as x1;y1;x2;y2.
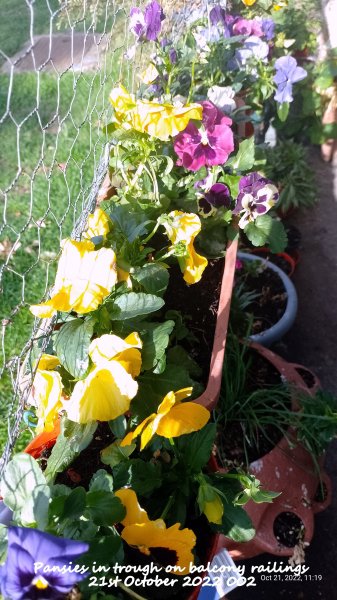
0;0;130;453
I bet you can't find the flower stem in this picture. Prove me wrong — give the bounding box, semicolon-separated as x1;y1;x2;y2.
187;59;196;103
160;493;175;520
118;582;148;600
142;221;160;244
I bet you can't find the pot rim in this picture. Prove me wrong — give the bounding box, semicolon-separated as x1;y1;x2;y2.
237;251;298;347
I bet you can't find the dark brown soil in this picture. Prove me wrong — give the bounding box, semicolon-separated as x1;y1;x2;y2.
236;262;287;335
217;350;289;465
55;422;114;489
273;512;304;548
164;258;224;383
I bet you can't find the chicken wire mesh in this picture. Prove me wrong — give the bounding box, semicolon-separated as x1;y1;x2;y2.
0;0;216;475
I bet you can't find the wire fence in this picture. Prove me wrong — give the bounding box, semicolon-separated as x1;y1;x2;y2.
0;0;217;475
0;0;138;474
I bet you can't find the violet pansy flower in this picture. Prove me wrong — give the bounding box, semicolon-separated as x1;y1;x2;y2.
209;6;227;27
174;101;234;172
261;18;275;41
230;36;269;70
0;526;89;600
129;1;165;42
198;183;232;217
273;56;307;104
234;173;279;229
232;17;263;37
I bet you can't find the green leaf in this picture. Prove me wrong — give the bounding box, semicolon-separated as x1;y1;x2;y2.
101;440;136;468
54;319;94;379
110;293;164;320
113;459;162;497
62;487;87;519
222;174;241;198
0;526;8;563
244;214;273;247
1;453;46;514
132;264;169;296
108;415;127;438
86;492;125;525
140;320;175;371
109;205;151;242
167;346;202;378
89;470;114;493
176;424;216;473
228;137;255;172
21;484;51;529
44;420;97;483
267;220;288;253
213;503;255;542
78;531;123;568
277;102;289;122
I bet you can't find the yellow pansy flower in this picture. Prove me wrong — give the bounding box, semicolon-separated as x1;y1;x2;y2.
140;64;160;84
121;520;196;574
162;211;208;284
29;354;63;433
114;488;149;526
121;387;210;450
30;239;118;319
114;488;196;574
62;333;142;423
109;85;202;141
242;0;257;5
83;208;111;240
117;267;133;289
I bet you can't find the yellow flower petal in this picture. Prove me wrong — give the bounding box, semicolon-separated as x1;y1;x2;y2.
30;369;63;433
121;388;208;449
242;0;257;4
140;64;160;84
121;520;196;574
115;488;150;526
83;208;111;240
109;86;202;141
117;267;132;289
156;402;210;438
162;211;208;284
120;414;154;448
203;495;224;525
30;240;118;318
36;354;60;371
89;333;142;377
63;361;138;423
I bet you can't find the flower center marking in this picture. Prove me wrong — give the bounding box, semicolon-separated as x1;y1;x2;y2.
199;129;209;146
33;575;49;590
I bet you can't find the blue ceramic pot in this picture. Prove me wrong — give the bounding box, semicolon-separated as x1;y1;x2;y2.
237;251;298;347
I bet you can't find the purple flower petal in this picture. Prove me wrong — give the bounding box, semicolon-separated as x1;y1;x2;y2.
0;527;89;600
209;6;227;27
144;0;165;41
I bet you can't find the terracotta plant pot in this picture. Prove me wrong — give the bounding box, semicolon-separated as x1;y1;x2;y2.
237;251;298;347
195;238;238;411
212;343;332;559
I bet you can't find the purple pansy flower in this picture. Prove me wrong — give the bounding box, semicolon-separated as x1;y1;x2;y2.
0;501;12;527
174;101;234;172
261;18;275;41
0;527;89;600
273;56;307;104
209;6;227;27
129;1;165;42
234;172;279;229
198;183;232;217
232;17;263;37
